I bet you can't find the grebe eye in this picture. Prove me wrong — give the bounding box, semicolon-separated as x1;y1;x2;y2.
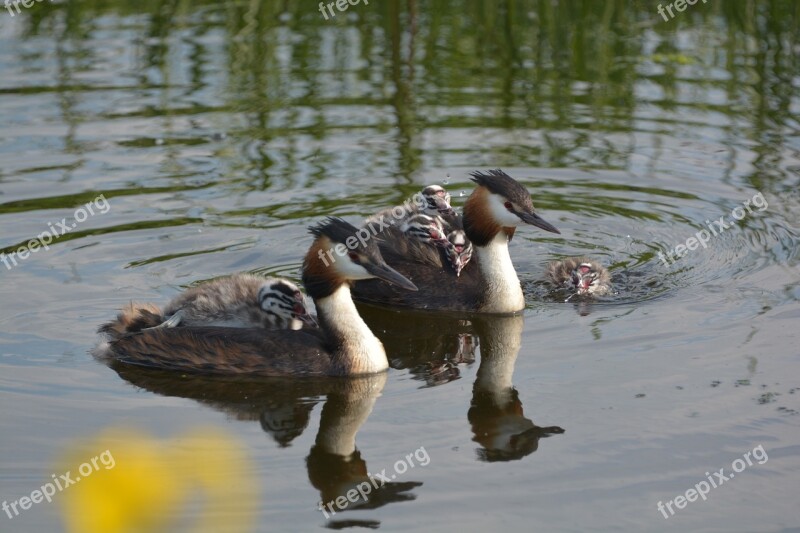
504;201;513;210
348;251;360;263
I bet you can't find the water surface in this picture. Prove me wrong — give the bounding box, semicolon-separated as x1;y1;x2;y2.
1;1;799;532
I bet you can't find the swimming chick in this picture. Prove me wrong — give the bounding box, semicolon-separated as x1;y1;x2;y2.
546;257;611;297
352;169;561;313
96;218;418;377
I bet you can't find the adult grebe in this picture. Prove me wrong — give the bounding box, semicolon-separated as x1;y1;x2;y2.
96;218;417;377
546;257;611;296
352;170;560;313
99;275;315;341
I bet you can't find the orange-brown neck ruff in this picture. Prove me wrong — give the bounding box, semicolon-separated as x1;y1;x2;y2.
302;237;347;300
463;186;516;246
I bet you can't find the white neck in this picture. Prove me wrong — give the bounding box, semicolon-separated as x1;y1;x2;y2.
474;232;525;313
315;285;388;375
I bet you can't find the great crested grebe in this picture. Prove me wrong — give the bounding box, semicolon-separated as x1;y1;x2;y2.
98;275;314;342
96;218;418;377
365;184;454;227
352;170;561;313
546;257;611;297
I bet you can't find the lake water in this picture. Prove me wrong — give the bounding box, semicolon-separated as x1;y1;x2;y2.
1;1;799;532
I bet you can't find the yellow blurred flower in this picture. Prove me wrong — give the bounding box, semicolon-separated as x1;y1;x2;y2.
58;426;258;533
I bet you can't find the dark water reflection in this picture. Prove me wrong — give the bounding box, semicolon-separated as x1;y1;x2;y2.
1;1;799;531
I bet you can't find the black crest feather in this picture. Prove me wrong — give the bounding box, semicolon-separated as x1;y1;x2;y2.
469;169;534;210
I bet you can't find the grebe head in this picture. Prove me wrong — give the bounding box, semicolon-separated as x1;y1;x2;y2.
464;169;560;245
257;279;317;328
571;262;605;295
400;213;449;246
303;217;418;298
445;229;473;277
421;185;455;216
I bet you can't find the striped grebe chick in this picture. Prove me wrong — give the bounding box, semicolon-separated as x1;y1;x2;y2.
444;228;473;277
160;275;316;330
96;218;417;377
400;213;474;277
352;170;560;313
399;213;449;246
546;257;611;297
98;275;314;342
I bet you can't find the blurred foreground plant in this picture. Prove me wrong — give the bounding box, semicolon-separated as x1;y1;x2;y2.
59;426;258;533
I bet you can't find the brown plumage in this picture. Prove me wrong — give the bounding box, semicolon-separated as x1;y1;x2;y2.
95;218;417;377
98;303;164;341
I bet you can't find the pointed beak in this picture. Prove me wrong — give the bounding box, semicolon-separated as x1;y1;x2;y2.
364;262;418;291
433;196;455;216
517;210;560;234
293;302;318;327
299;312;318;327
571;274;591;294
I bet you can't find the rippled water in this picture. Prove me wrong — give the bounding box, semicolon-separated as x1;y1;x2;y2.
1;1;799;532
